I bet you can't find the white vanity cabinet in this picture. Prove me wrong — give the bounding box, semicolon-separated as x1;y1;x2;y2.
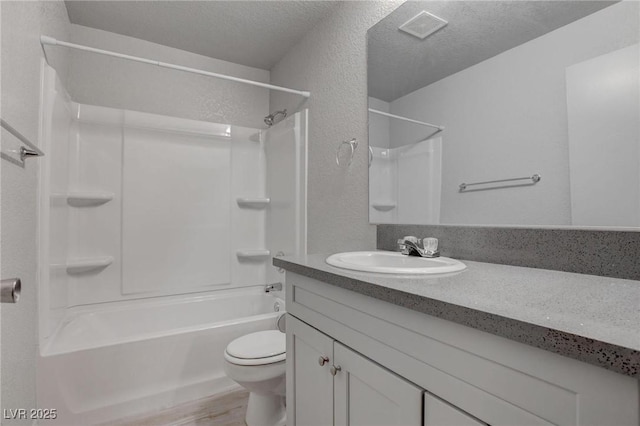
288;315;446;426
285;272;639;426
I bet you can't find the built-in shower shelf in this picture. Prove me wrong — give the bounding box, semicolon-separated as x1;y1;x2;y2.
372;202;397;212
53;256;114;274
67;192;114;207
51;191;114;207
236;197;270;208
236;250;271;259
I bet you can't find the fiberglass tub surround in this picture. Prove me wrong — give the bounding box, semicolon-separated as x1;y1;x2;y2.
37;62;306;424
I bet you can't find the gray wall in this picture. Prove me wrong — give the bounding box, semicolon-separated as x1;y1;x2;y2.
1;1;70;422
269;1;404;254
68;24;270;128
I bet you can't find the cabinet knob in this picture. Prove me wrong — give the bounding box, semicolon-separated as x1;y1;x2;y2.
318;356;329;366
330;365;342;376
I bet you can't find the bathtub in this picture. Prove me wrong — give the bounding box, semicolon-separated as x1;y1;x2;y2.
37;286;284;425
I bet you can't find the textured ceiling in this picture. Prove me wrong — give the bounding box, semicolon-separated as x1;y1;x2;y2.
64;1;341;70
368;1;618;102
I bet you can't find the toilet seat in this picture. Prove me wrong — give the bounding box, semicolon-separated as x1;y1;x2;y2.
225;330;286;366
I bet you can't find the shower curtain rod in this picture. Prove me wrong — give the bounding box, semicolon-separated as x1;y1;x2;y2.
368;108;443;131
40;35;311;98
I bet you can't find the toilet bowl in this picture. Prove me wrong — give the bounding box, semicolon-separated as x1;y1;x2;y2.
224;330;286;426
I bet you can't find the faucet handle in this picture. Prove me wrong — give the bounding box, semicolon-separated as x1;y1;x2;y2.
422;238;438;252
397;238;410;254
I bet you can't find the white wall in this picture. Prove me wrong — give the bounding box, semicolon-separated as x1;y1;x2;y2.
390;1;639;226
0;1;70;422
269;1;404;253
68;24;270;129
566;44;639;227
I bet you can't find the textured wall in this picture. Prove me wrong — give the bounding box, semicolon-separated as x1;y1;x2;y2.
0;1;70;422
269;1;404;254
68;24;270;128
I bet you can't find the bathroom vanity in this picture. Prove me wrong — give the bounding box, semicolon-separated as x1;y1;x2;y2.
275;254;639;426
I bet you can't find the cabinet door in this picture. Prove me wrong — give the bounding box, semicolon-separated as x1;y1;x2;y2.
424;392;487;426
333;342;422;426
287;315;334;426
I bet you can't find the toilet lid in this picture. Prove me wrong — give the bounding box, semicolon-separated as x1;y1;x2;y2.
226;330;285;359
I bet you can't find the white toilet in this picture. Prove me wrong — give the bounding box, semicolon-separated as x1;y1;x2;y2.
224;330;286;426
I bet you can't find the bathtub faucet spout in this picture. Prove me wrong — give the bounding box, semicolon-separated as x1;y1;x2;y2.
265;282;283;293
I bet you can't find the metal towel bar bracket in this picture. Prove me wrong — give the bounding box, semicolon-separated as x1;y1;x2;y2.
1;118;44;164
459;174;541;191
21;147;41;161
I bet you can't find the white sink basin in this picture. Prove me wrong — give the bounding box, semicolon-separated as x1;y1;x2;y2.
326;251;466;275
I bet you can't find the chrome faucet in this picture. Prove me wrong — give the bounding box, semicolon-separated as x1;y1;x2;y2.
397;236;440;258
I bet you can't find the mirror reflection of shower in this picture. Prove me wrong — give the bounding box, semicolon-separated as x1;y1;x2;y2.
264;109;287;127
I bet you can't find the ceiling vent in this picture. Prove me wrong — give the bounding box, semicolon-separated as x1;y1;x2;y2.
399;11;448;40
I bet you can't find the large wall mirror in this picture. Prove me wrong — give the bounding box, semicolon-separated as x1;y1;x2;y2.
368;1;639;228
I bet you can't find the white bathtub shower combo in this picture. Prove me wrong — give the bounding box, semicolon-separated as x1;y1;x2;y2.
36;62;307;424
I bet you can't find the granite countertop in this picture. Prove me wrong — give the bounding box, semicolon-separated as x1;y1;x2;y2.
274;253;640;378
